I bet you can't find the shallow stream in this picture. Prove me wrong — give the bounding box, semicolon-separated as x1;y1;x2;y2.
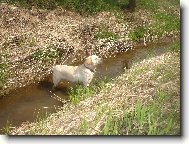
0;41;172;134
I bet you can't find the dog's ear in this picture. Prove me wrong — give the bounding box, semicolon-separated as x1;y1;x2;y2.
84;56;93;65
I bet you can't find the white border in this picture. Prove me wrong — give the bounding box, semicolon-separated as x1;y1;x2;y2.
0;0;188;144
181;0;189;144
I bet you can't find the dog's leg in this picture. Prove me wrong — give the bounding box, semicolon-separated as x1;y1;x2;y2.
52;77;60;91
52;85;56;92
53;72;60;86
83;83;89;87
83;77;92;86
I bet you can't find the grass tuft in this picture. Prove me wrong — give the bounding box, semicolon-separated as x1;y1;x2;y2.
2;120;12;135
32;45;60;62
153;12;180;34
68;77;110;104
68;85;95;104
0;62;9;88
95;27;120;40
129;26;146;42
137;0;157;10
79;116;89;134
101;92;180;135
5;0;129;14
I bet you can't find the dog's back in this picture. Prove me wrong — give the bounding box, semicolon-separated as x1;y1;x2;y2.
52;55;102;88
53;65;78;87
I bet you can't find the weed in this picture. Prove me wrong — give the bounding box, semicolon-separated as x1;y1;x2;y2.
129;26;146;42
33;112;49;133
29;37;37;47
2;120;12;135
95;28;120;40
153;62;178;83
32;45;60;62
153;12;180;34
80;116;89;134
69;85;95;104
0;62;9;87
56;0;129;14
68;77;110;104
169;42;180;52
137;0;157;10
127;65;148;85
136;0;179;12
100;110;120;135
101;110;113;135
5;0;57;10
94;105;107;125
5;0;129;14
129;1;180;42
115;94;180;135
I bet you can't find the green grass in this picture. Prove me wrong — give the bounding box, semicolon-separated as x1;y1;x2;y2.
136;0;158;10
2;36;37;56
2;120;12;135
0;62;9;88
128;0;180;42
129;26;146;42
95;27;120;40
68;77;110;104
53;0;129;14
4;0;57;10
94;105;107;125
4;0;129;14
152;43;180;83
127;65;148;85
68;85;95;104
2;35;26;49
100;89;180;135
136;0;179;11
169;42;180;52
129;11;179;42
101;109;119;135
98;42;180;135
29;37;37;47
154;64;176;83
32;45;60;62
4;0;179;15
35;112;49;125
29;112;50;134
79;116;89;134
152;12;180;34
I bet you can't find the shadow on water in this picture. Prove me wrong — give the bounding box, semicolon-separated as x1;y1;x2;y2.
0;40;173;134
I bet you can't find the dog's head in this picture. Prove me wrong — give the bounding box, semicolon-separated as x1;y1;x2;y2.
84;55;102;68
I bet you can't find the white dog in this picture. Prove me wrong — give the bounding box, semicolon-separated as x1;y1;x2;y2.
53;55;102;88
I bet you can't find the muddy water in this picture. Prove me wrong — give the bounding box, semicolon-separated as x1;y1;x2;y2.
0;41;172;133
